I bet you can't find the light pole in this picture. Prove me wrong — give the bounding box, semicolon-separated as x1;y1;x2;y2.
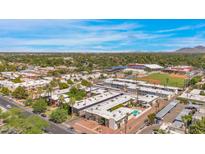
136;81;139;104
124;113;129;134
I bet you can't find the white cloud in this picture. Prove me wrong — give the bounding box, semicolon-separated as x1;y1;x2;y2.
151;35;205;50
157;23;205;33
157;26;191;33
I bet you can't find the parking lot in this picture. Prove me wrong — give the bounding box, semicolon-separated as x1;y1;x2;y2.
138;102;185;134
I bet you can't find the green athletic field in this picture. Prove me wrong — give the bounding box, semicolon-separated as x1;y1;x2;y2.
137;72;187;88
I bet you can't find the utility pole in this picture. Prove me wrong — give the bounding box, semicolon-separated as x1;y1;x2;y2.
136;81;139;104
124;113;129;134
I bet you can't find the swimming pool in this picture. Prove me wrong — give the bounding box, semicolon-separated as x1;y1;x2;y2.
131;110;141;116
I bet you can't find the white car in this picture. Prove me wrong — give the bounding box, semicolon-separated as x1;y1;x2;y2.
6;105;12;109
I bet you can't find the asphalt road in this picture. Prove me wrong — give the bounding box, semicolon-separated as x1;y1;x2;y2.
0;95;75;134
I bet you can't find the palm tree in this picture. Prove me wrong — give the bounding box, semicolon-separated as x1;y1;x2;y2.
166;78;169;87
68;97;76;118
28;90;35;99
58;95;65;106
46;84;53;97
155;99;160;112
36;87;43;98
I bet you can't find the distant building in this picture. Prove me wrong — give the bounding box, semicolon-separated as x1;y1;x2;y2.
1;72;20;80
107;66;127;72
83;94;135;130
128;63;164;71
193;106;205;121
123;68;147;77
178;89;205;105
82;94;153;130
163;65;193;75
0;79;51;91
72;91;123;113
104;78;180;100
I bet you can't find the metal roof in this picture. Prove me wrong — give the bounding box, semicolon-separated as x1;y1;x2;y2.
156;100;178;119
175;109;191;122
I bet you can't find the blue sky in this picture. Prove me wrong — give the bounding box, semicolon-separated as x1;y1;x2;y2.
0;19;205;52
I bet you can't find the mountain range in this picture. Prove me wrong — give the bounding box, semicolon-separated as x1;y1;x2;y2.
175;45;205;53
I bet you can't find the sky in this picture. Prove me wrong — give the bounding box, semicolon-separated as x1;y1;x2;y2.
0;19;205;52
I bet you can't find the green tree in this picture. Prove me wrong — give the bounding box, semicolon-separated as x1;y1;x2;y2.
153;128;166;134
189;117;205;134
182;114;192;133
0;108;49;134
199;90;205;96
0;87;10;96
36;87;44;98
23;115;49;134
147;113;156;125
59;82;69;89
24;98;33;106
201;83;205;90
178;98;189;104
46;83;53;97
166;78;169;86
67;79;74;85
68;97;76;117
59;103;71;115
188;76;202;86
32;99;48;113
50;79;59;87
58;95;65;105
12;86;28;99
68;87;86;100
50;108;68;123
124;70;133;75
81;79;92;87
12;77;22;83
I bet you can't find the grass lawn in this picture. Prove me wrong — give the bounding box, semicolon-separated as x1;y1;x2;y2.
137;72;186;88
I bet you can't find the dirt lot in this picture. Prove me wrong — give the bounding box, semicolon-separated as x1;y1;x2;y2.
170;73;188;79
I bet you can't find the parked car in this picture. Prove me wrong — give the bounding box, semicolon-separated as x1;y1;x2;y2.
6;105;12;109
40;113;47;117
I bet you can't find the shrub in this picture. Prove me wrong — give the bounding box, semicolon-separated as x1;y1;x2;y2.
12;87;28;99
0;87;10;96
32;99;48;113
59;82;69;89
50;108;68;123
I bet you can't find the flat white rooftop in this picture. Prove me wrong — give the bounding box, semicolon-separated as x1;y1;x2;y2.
0;79;50;89
73;91;122;110
144;64;164;69
41;87;71;97
189;89;205;95
84;94;135;121
137;86;174;96
105;78;175;96
105;78;180;91
105;78;145;85
179;92;205;103
139;82;180;91
137;94;159;103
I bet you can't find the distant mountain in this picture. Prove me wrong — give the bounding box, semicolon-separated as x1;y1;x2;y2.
175;45;205;53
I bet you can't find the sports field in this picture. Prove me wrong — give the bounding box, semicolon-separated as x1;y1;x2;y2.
137;72;187;88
